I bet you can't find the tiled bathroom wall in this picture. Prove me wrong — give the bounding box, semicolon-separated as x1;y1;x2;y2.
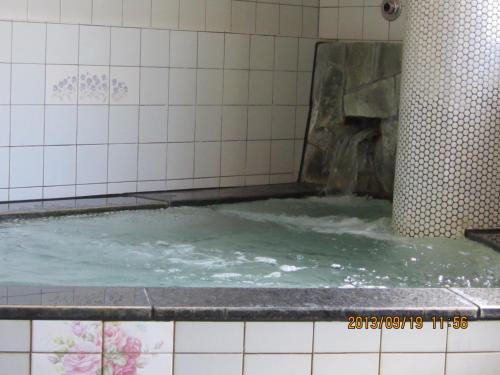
0;0;320;202
1;319;500;374
319;0;407;41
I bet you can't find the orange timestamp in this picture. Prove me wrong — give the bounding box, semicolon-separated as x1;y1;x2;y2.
347;316;469;330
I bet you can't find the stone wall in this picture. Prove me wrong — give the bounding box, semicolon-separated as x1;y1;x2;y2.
302;42;402;198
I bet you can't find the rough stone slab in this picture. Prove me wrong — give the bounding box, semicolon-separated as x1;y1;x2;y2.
344;77;398;118
451;288;500;319
0;287;152;320
147;288;478;321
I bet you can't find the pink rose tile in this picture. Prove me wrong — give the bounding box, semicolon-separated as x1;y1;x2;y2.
104;353;172;375
32;353;102;375
32;321;103;353
103;322;173;354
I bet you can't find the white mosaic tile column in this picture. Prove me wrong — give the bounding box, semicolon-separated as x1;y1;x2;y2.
393;0;500;237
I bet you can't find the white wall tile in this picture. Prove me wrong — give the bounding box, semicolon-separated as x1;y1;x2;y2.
169;68;196;105
271;139;294;173
43;185;75;198
221;106;247;140
244;354;311;375
249;71;273;105
0;106;10;147
447;321;500;352
152;0;179;29
248;106;272;140
92;0;122;26
194;141;220;178
225;33;250;69
141;29;170;67
246;140;270;175
0;320;31;351
0;0;27;21
46;24;79;65
44;146;76;185
380;353;445;375
28;0;60;22
61;0;92;24
302;6;319;37
111;28;141;66
141;67;169;105
78;65;109;104
32;353;102;375
0;63;10;104
175;322;244;353
223;70;248;105
170;31;197;68
272;106;295;139
197;69;223;105
108;143;138;182
167;142;194;179
10;105;44;146
313;354;379;375
123;0;151;27
0;21;12;63
10;146;43;187
250;35;274;70
338;7;363;39
45;65;78;105
139;105;168;142
198;32;224;68
298;38;317;72
179;0;206;31
12;22;46;63
168;106;195;142
275;37;298;71
319;7;338;39
221;141;246;176
109;106;139;143
280;5;302;37
382;322;447;353
138;143;167;180
77;105;108;144
363;6;389;40
79;26;111;65
195;106;221;141
45;105;77;145
231;1;255;34
175;354;242;375
273;71;297;105
256;3;279;35
446;353;500;375
9;186;42;200
0;353;29;375
110;67;140;104
245;322;313;353
77;145;108;183
206;0;231;32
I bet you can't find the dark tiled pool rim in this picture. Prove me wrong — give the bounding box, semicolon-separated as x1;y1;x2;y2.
0;287;499;321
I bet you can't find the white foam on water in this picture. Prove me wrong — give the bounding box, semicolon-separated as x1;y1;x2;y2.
280;265;308;272
254;257;278;265
211;273;242;279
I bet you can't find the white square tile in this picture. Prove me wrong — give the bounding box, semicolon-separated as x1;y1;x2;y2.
246;140;270;175
45;106;77;145
28;0;60;22
363;6;389;40
77;145;108;184
179;0;205;30
297;72;312;105
108;144;138;182
319;7;339;39
381;322;447;353
244;354;311;375
138;180;166;192
271;140;294;174
380;353;445;375
302;7;319;38
223;70;248;105
77;105;108;144
44;146;77;186
0;353;29;375
0;21;11;63
275;37;298;71
123;0;151;27
193;177;220;189
220;175;244;187
194;141;220;178
170;31;197;68
274;71;297;105
79;26;111;65
108;181;136;194
221;106;247;141
111;27;141;66
32;353;102;375
0;320;30;351
12;22;46;63
249;71;273;105
9;187;42;200
166;178;193;190
10;105;44;146
447;321;500;352
338;7;363;40
76;183;107;196
138;143;167;181
314;354;379;375
175;322;244;353
0;0;27;21
174;354;242;375
10;146;43;187
445;353;500;375
43;185;76;199
256;3;279;35
272;106;296;139
0;63;10;104
110;67;140;105
92;0;122;26
46;24;79;64
295;107;308;138
46;65;78;105
279;5;302;37
197;69;223;105
169;68;196;105
206;0;231;32
0;106;10;146
221;141;246;176
231;1;255;34
0;188;7;201
109;106;139;144
78;65;109;104
61;0;92;24
314;322;380;353
198;32;224;68
167;142;194;179
195;106;222;141
250;35;274;71
245;174;269;186
152;0;179;29
141;29;170;67
141;67;169;105
389;12;406;41
248;106;272;140
168;106;195;142
224;34;250;69
245;323;313;353
139;105;168;143
298;38;317;72
11;64;45;104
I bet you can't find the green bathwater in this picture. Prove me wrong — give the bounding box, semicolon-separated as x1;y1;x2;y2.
0;196;498;288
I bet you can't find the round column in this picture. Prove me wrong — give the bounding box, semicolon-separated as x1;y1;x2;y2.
393;0;499;237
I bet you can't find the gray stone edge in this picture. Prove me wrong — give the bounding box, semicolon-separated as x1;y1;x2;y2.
1;287;498;321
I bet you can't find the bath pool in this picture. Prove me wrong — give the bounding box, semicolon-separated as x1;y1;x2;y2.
0;196;498;288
